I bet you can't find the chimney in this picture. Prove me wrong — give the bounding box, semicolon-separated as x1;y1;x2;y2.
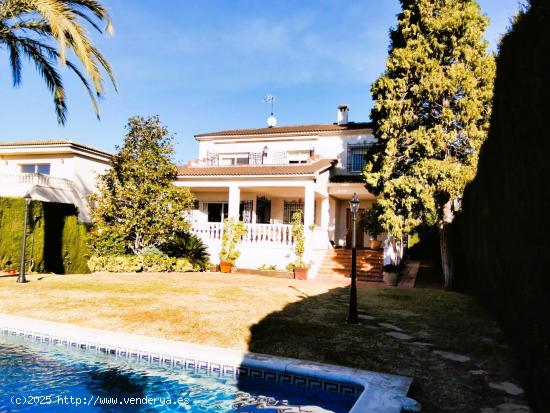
337;104;349;125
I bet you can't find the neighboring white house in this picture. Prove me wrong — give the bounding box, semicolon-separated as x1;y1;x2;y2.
177;105;385;277
0;140;112;222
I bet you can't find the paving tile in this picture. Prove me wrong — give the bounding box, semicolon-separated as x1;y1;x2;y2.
432;350;470;363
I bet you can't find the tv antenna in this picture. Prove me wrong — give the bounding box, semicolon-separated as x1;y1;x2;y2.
264;94;277;127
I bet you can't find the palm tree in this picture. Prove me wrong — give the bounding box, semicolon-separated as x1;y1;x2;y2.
0;0;117;124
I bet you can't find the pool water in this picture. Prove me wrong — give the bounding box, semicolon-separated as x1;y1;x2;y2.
0;334;357;412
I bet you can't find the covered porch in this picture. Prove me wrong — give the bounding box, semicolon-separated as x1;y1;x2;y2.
178;179;330;271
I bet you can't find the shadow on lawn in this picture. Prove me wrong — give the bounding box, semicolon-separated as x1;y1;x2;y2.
236;285;363;412
236;283;525;413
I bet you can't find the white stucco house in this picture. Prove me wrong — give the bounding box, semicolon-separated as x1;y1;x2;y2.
177;105;385;279
0;106;389;280
0;140;112;222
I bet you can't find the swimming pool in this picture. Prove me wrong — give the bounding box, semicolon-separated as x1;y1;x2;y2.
0;314;420;413
0;333;356;412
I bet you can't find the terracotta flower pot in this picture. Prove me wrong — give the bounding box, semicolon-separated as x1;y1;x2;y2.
294;268;309;280
219;261;233;273
383;271;400;287
369;239;382;250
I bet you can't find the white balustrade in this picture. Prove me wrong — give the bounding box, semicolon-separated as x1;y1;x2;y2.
190;222;294;246
0;173;74;190
190;222;223;241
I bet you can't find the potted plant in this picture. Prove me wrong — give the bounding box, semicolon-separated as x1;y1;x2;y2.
361;203;384;250
382;263;401;286
219;218;247;273
290;210;310;280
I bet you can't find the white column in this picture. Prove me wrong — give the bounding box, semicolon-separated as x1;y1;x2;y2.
304;183;314;228
320;196;329;230
252;196;257;224
228;185;240;219
303;183;315;264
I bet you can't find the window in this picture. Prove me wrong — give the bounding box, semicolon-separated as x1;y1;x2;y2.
207;203;228;222
283;201;304;224
239;200;253;223
21;164;50;174
219;153;249;165
288;150;310;164
347;145;370;173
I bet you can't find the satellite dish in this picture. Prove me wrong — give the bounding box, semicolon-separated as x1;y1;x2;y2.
267;115;277;128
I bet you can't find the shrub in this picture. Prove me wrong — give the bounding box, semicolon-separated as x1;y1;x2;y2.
173;257;194;272
219;218;246;264
161;231;209;269
141;254;175;272
87;230;126;256
140;245;165;257
360;203;384;239
290;210;309;269
88;255;142;273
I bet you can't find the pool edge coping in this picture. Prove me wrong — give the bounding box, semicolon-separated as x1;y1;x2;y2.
0;313;420;413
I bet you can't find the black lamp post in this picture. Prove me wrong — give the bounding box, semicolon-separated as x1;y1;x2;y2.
17;193;32;284
347;193;360;324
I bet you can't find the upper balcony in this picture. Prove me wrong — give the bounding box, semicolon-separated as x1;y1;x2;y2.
0;173;75;193
191;149;315;167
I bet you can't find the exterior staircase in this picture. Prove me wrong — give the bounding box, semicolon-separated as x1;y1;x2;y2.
316;248;384;282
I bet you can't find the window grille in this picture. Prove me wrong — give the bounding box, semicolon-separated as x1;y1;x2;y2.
283;201;304;224
206;151;219;166
347;144;371;173
239;200;253;223
248;152;263;165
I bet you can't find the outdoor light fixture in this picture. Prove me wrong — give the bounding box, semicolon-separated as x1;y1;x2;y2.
347;193;360;324
17;193;32;284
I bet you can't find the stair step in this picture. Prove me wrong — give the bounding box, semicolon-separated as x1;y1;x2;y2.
317;249;384;280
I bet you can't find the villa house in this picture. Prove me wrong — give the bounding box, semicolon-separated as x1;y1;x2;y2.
0;140;112;222
0;106;388;279
177;105;385;279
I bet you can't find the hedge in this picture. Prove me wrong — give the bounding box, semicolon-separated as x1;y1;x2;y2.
0;197;90;274
87;255;196;273
456;2;550;410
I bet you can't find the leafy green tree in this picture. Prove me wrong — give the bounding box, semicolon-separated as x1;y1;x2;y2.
89;116;195;254
364;0;495;289
0;0;116;124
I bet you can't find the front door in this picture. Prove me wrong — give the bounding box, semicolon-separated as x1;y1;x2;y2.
346;208;365;249
256;197;271;224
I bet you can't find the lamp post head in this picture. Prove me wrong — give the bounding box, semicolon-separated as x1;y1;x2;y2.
350;193;360;214
23;192;32;206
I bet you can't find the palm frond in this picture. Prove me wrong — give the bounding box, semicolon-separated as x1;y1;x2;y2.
6;38;22;86
0;0;116;124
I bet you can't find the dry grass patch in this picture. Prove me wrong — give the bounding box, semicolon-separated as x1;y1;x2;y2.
0;272;527;412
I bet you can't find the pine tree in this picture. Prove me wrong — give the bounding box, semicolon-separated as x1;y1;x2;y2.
89;116;195;254
364;0;495;289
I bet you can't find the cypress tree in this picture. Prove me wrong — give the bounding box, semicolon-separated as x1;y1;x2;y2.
364;0;495;288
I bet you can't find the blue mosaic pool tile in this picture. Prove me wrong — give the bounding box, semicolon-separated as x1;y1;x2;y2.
0;327;363;397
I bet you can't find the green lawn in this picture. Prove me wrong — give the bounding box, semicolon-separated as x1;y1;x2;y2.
0;272;529;412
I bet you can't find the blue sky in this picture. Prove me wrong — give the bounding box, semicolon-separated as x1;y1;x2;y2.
0;0;521;163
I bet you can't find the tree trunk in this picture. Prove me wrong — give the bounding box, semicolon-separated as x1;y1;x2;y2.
439;223;455;290
440;200;455;290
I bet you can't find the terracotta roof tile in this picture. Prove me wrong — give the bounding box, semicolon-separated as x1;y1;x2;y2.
177;158;336;177
195;123;372;139
0;139;112;158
